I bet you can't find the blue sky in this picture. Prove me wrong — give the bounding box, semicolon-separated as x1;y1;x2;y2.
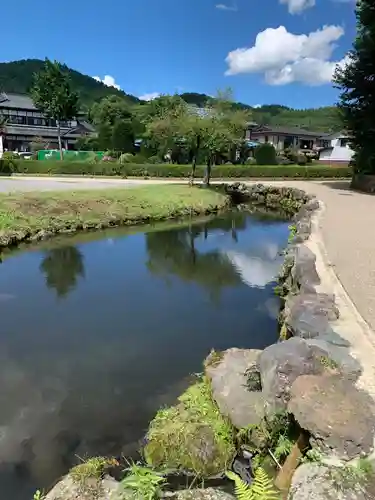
2;0;355;108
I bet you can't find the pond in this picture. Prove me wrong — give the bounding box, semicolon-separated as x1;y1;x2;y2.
0;210;290;499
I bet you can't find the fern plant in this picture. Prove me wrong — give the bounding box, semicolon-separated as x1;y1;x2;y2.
121;463;166;500
227;468;280;500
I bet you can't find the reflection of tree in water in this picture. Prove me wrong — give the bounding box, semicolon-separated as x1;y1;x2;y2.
40;246;85;298
146;215;245;297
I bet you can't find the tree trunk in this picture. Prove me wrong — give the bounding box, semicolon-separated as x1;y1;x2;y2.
204;156;212;186
57;120;63;160
275;431;309;498
190;135;200;185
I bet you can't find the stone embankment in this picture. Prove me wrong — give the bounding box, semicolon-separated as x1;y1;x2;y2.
45;183;375;500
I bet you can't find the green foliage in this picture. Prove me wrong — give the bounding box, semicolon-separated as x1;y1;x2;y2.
14;160;352;179
144;377;236;476
245;366;262;392
255;144;277;166
319;356;339;371
31;59;79;122
296;154;308;166
334;0;375;173
226;468;280;500
288;224;297;242
30;136;47;153
121;464;166;500
33;490;44;500
300;448;323;464
111;119;135;153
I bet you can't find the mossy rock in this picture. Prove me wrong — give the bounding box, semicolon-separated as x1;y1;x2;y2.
144;378;236;477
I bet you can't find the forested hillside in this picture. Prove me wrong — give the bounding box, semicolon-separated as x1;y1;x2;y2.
0;59;342;132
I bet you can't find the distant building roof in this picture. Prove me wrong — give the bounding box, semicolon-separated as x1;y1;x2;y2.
250;124;329;138
0;92;37;110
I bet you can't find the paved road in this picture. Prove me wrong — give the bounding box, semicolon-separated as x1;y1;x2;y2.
2;176;375;334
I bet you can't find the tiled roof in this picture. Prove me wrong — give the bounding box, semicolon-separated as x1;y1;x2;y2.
0;93;37;110
251;125;329;138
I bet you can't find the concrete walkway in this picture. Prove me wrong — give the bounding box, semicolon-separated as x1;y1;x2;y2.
1;176;374;335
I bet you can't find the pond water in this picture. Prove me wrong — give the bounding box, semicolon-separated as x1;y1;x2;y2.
0;210;289;499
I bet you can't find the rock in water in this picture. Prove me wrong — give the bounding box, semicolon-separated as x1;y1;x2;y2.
288;374;375;460
205;348;265;429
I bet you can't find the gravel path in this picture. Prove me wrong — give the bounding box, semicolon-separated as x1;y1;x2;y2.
2;176;374;333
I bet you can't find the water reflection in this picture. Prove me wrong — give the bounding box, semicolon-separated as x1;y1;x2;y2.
0;211;289;499
40;247;85;298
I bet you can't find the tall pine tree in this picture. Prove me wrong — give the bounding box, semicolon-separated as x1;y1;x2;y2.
334;0;375;175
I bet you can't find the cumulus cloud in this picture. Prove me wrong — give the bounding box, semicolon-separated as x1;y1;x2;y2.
280;0;315;14
225;25;347;85
93;75;121;90
139;92;161;101
216;3;237;11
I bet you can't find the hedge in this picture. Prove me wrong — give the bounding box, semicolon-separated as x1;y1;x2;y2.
13;160;352;179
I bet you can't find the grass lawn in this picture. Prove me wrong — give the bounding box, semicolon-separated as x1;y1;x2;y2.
0;184;229;248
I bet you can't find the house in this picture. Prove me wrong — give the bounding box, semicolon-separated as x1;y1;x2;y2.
318;132;354;166
0;92;94;155
246;124;328;151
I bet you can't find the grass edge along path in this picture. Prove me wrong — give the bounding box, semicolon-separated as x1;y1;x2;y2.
0;184;229;249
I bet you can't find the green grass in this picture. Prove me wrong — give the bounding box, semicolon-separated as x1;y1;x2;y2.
0;184;229;248
144;377;236;477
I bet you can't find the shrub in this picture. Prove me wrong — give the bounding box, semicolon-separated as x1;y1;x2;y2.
297;154;308;166
245;157;257;165
255;143;277;165
14;160;352;179
119;153;134;164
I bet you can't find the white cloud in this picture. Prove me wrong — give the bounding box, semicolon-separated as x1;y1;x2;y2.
216;3;237;11
93;75;120;90
225;25;347;86
139;92;161;101
280;0;315;14
253;104;262;108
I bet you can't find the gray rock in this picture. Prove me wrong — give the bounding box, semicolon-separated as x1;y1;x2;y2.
292;245;320;292
316;330;350;347
288;374;375;460
45;474;123;500
285;292;339;323
288;463;374;500
205;348;265;428
306;338;362;381
257;338;325;413
287;309;335;339
164;488;235;500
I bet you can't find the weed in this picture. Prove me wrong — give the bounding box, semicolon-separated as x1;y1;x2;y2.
319;356;338;371
33;491;44;500
245;367;262;392
279;324;289;341
205;349;224;368
300;448;323;464
273;285;283;297
288;224;297;243
122;463;166;500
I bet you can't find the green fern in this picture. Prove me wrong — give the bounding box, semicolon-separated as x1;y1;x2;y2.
227;468;280;500
226;470;254;500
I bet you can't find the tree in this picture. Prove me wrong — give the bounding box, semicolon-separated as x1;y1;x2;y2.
30;136;48;154
90;95;132;126
334;0;375;174
31;59;79;160
40;246;85;299
111;119;135;153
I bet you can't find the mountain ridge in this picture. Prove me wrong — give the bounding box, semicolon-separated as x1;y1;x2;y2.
0;59;342;132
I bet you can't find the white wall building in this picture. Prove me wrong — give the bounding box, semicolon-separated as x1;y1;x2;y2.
318;132;354;165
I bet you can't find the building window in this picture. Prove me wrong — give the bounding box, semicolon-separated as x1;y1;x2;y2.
339;138;350;147
264;135;269;143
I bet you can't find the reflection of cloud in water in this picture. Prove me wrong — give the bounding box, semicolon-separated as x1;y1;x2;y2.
225;247;281;288
0;294;16;302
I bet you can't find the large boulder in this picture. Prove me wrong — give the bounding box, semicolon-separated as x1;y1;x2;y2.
288;374;375;460
292;245;320;292
305;338;362;381
164;488;235;499
257;337;326;414
288;463;375;500
285;292;340;323
45;475;123;500
205;348;265;429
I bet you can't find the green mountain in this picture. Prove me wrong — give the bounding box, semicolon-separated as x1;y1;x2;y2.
0;59;140;108
0;59;342;132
